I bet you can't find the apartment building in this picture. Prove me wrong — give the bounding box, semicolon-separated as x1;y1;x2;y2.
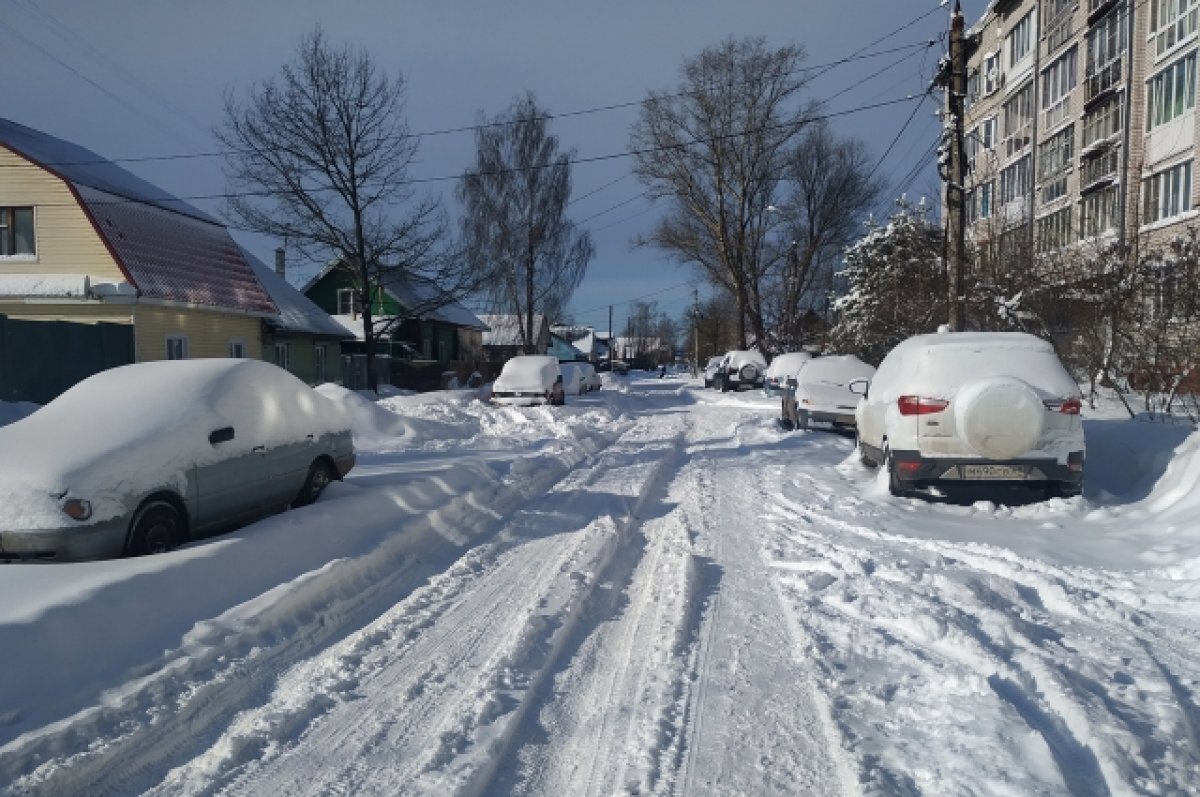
958;0;1199;267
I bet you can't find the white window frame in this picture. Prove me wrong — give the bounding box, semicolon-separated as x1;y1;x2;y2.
1041;49;1077;130
1008;12;1034;68
166;335;189;361
1150;0;1200;59
1000;155;1032;204
337;288;361;316
1080;187;1119;239
983;52;999;95
1143;159;1194;223
1146;50;1197;130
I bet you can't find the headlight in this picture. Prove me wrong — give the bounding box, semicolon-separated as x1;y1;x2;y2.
63;498;93;521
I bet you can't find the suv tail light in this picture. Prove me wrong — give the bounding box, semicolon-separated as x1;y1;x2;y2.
1043;397;1082;415
897;395;949;415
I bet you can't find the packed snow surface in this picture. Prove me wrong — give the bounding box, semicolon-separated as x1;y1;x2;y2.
1;374;1199;795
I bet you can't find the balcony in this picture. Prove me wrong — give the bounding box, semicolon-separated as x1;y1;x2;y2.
1081;147;1120;191
1085;57;1123;105
1088;0;1119;25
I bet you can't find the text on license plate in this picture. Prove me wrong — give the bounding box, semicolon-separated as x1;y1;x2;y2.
960;464;1028;480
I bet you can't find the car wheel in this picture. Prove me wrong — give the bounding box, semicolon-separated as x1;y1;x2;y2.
126;499;183;557
720;375;730;393
294;459;336;508
797;409;810;431
884;446;906;497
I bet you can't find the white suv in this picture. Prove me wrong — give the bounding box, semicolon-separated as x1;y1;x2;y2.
715;350;767;392
854;331;1085;498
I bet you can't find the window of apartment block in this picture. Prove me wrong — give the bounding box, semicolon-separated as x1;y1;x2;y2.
1037;207;1073;253
1080;187;1118;238
978;181;994;219
980;116;996;149
1000;155;1032;203
1003;82;1035;156
1147;50;1197;129
1039;125;1074;203
1082;97;1122;147
966;70;980;110
315;345;327;382
1043;0;1074;53
1143;159;1193;223
1150;0;1200;59
0;207;35;257
166;335;188;361
275;342;290;371
1088;7;1127;73
983;52;999;95
1008;12;1033;67
337;287;361;316
1042;48;1077;130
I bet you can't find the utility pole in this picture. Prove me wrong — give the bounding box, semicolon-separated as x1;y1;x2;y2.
692;288;700;377
608;305;614;373
944;1;968;331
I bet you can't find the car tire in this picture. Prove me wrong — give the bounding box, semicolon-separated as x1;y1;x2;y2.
884;447;906;497
294;459;336;508
797;409;810;431
739;364;758;383
126;499;184;556
720;375;730;393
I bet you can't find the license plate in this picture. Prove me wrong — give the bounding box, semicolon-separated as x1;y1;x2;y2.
960;464;1028;480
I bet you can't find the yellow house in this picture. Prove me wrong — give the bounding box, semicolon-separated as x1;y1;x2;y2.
0;117;276;363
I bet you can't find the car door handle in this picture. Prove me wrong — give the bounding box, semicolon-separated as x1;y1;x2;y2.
252;445;266;453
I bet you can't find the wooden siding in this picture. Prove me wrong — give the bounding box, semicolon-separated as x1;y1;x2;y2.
133;304;263;361
261;330;343;385
0;302;132;324
0;149;124;282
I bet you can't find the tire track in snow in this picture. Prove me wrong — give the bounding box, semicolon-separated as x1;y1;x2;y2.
761;460;1200;795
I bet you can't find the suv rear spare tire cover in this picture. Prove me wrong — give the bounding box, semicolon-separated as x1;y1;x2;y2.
738;363;758;382
954;376;1044;459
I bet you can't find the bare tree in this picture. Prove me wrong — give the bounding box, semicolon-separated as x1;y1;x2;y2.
630;37;819;353
458;92;595;355
765;122;881;350
217;27;469;392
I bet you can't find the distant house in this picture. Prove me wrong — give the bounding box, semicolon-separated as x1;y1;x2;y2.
478;313;551;362
244;249;353;385
551;324;602;362
301;263;488;389
0;117;277;371
548;333;587;362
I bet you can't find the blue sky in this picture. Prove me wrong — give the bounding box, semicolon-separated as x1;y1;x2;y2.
1;0;989;335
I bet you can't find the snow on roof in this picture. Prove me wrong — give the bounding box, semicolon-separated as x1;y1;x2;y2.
479;314;547;347
0;116;215;223
242;249;352;339
380;272;487;330
0;274;90;298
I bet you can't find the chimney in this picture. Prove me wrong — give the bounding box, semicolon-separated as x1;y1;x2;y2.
274;247;285;278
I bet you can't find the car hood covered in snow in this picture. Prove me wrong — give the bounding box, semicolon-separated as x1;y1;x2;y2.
493;355;560;393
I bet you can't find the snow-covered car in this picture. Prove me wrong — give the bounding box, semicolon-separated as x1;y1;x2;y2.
781;355;876;432
855;331;1085;498
763;351;814;396
559;361;592;396
0;359;356;562
702;356;724;388
491;355;565;406
584;364;602;392
715;349;767;392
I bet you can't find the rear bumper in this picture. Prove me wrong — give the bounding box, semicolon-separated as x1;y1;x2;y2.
888;448;1085;492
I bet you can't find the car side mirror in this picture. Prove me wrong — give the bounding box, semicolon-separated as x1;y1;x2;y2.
209;426;235;445
848;378;869;398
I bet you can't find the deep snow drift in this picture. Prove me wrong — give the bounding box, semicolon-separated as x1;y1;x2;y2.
1;375;1198;795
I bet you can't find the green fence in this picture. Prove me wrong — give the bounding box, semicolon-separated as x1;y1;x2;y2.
0;315;134;405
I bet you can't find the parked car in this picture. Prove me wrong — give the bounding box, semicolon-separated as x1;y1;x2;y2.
491;355;565;406
855;331;1085;499
559;361;591;396
715;350;767;392
596;359;629;374
0;359;356;562
763;352;814;396
702;356;725;388
781;355;876;432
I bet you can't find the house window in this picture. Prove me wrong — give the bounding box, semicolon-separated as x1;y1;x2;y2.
983;52;999;95
1082;97;1122;147
978;181;994;219
1037;207;1072;253
1043;0;1074;54
1008;12;1033;67
0;207;35;257
1000;155;1032;204
1080;187;1118;238
337;288;361;316
966;70;980;110
1039;125;1074;203
1150;0;1200;58
166;335;188;360
1143;159;1193;223
315;345;327;382
228;340;246;358
1147;50;1197;130
1002;81;1034;156
275;342;290;371
1041;49;1077;130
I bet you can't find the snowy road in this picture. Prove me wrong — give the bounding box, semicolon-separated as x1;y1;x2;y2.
3;377;1200;795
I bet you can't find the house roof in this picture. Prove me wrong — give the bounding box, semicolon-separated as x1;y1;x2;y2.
478;314;549;348
242;249;353;339
0;117;276;316
301;261;487;331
